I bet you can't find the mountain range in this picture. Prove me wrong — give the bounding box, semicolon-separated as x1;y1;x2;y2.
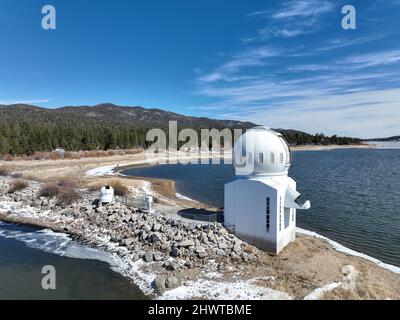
0;103;361;155
0;103;257;130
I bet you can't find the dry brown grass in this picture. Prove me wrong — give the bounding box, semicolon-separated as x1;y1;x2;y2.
6;148;143;161
0;166;10;176
39;183;60;198
322;282;395;300
110;180;129;196
57;186;81;205
3;154;15;161
56;179;78;189
39;180;81;205
8;179;29;193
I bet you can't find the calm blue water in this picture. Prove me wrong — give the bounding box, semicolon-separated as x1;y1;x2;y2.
0;222;145;299
123;149;400;267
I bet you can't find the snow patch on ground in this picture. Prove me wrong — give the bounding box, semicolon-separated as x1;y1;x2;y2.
159;278;292;300
297;228;400;274
142;181;152;195
86;165;116;177
175;193;194;201
304;282;341;300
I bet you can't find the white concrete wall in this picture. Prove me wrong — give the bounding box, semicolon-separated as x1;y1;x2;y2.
225;179;278;252
276;178;297;253
225;176;298;254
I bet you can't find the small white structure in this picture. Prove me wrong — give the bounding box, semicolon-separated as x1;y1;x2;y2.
100;186;114;204
224;127;311;254
144;195;154;213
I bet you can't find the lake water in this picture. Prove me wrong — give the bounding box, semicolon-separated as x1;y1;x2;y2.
123;148;400;267
0;222;146;300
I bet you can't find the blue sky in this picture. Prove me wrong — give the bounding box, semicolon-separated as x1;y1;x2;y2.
1;0;400;138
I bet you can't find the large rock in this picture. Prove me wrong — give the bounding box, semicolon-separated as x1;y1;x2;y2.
216;249;226;256
171;247;180;257
148;232;162;243
218;242;228;250
218;228;227;236
233;244;242;254
230;252;241;262
165;276;179;289
153;223;162;232
142;252;154;262
195;246;207;258
143;223;152;232
124;238;135;246
164;261;178;271
179;239;195;248
154;276;166;291
108;214;117;222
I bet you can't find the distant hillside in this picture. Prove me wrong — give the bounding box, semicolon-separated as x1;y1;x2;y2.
0;103;361;155
368;135;400;142
0;103;256;130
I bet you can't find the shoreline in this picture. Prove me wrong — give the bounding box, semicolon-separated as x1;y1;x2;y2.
112;156;400;274
1;146;400;300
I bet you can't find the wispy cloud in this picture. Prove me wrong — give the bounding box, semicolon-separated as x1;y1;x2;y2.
317;35;384;52
0;99;50;105
271;0;334;20
197;47;281;83
337;49;400;69
245;0;335;41
287;64;333;72
193;1;400;138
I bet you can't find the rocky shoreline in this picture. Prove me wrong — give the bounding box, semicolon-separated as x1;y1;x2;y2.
1;166;400;299
0;175;269;297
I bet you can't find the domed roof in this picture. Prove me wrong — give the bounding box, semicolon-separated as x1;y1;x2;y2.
233;126;291;176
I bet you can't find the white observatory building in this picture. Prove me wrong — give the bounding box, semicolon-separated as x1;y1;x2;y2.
224;127;311;254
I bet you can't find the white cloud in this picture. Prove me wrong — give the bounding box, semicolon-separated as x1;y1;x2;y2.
234;88;400;139
0;99;50;105
197;47;281;83
271;0;334;20
194;64;400;138
317;36;383;52
193;2;400;138
338;49;400;69
287;64;333;71
245;0;335;41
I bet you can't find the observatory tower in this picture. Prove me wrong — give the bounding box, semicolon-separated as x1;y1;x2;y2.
224;127;311;254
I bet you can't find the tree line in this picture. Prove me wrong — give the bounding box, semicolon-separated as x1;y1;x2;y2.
0;121;361;156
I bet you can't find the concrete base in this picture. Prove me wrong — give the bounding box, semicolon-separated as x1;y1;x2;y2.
236;229;296;255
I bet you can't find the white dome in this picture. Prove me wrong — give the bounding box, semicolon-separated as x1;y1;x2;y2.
233;126;291;176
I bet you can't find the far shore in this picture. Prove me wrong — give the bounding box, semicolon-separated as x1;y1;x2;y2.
0;143;379;210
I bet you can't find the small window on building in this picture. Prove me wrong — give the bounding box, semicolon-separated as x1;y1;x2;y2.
266;197;270;232
258;153;263;164
279;197;282;231
280;153;284;163
270;152;275;164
